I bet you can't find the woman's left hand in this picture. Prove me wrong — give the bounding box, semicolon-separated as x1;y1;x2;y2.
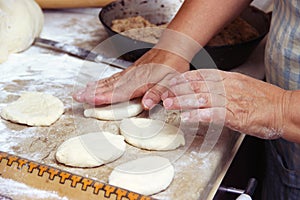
162;69;286;139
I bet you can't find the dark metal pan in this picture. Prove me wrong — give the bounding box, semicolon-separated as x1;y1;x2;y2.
99;0;271;70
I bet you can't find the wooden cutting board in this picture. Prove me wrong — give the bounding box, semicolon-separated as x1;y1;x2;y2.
35;0;115;8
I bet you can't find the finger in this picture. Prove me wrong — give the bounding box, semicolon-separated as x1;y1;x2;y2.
84;84;140;105
163;93;226;110
82;89;131;105
180;107;226;124
96;72;122;87
80;71;133;105
84;91;111;105
163;94;209;110
88;72;121;94
170;69;224;86
142;70;179;109
86;79;153;105
85;73;118;89
168;81;210;97
142;84;168;110
170;80;226;98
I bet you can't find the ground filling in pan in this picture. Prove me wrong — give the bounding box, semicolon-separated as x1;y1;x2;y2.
111;16;259;46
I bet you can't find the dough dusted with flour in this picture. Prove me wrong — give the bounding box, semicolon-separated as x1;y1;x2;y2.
0;0;44;63
0;92;64;126
109;156;174;196
120;118;185;151
84;99;143;121
55;131;126;168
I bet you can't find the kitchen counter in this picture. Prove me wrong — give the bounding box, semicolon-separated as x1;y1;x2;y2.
0;8;265;200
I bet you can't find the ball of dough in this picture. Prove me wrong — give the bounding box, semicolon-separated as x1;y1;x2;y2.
0;92;64;126
0;0;44;63
55;131;126;168
109;156;174;196
120;118;185;151
84;98;143;121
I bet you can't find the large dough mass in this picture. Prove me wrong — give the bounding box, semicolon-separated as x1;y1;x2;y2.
109;156;174;196
120;118;185;151
84;99;143;120
0;0;44;63
55;131;126;168
0;92;64;126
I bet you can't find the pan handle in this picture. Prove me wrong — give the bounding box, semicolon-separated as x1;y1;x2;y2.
218;178;258;200
236;178;258;200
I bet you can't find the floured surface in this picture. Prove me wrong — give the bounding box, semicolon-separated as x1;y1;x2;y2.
0;8;249;200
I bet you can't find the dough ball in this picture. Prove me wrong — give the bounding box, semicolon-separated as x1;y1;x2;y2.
0;0;44;63
84;99;143;121
0;92;64;126
55;131;126;168
120;118;185;151
109;156;174;196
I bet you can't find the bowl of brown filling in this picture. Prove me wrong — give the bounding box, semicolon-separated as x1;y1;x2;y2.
99;0;271;70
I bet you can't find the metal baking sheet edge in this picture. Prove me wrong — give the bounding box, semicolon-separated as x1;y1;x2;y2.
206;133;246;200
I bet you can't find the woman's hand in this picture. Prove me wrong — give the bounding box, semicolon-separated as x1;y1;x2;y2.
162;69;287;139
73;48;190;110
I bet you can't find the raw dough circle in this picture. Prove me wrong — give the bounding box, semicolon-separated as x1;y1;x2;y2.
0;0;44;63
55;131;126;168
0;92;64;126
84;98;143;120
120;118;185;151
109;156;174;196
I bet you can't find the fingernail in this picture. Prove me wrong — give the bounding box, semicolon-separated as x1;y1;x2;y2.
143;99;154;109
181;112;190;121
161;91;168;100
163;98;173;108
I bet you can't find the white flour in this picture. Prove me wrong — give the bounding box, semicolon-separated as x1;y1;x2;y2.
0;177;68;200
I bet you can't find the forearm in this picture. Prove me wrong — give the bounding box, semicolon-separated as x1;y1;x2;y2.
155;0;252;61
282;90;300;143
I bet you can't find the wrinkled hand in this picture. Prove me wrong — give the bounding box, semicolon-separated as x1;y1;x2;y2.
162;69;287;139
73;48;190;109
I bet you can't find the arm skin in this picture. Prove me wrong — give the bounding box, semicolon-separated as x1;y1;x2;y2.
73;0;252;109
161;70;300;144
283;91;300;143
162;0;252;48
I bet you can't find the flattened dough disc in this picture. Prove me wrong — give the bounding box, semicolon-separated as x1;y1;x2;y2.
55;131;126;168
0;92;64;126
109;156;174;196
120;118;185;151
84;98;143;120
